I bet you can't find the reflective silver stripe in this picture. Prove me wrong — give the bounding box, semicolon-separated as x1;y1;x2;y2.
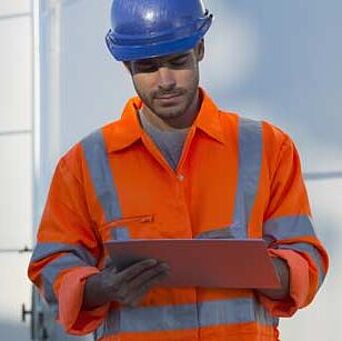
96;298;278;338
97;303;198;337
41;254;87;303
111;227;130;241
199;298;278;327
278;242;326;287
31;242;96;266
263;215;316;240
231;118;263;238
82;130;123;222
82;130;129;239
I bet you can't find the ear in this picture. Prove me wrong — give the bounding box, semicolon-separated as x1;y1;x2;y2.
196;39;205;62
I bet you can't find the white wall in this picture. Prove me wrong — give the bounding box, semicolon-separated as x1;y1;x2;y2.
0;1;33;340
35;0;341;340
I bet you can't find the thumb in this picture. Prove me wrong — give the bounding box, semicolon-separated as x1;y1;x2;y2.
103;262;118;275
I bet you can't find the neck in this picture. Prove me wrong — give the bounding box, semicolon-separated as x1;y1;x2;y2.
142;89;201;131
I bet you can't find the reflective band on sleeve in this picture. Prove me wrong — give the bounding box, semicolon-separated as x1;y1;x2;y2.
41;254;87;303
278;242;326;287
263;215;316;240
96;298;278;338
82;130;123;222
31;242;96;266
231;118;263;238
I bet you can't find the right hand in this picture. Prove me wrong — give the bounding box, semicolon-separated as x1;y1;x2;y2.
83;259;170;309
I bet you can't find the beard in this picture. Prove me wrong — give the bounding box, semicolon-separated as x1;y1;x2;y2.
133;70;200;121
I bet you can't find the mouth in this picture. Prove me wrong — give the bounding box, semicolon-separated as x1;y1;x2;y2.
155;93;182;100
154;92;185;106
154;96;182;107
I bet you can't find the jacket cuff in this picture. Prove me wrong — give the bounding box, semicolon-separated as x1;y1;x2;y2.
258;249;310;317
56;266;110;335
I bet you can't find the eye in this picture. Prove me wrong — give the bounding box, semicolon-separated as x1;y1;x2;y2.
137;64;158;72
169;56;189;67
134;62;158;73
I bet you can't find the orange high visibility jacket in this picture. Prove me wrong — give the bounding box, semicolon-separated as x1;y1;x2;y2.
28;90;329;341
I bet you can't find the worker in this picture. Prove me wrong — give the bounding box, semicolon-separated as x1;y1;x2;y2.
28;0;329;340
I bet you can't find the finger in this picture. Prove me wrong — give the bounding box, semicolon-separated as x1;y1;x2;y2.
127;262;170;290
102;262;118;277
125;271;170;307
125;265;170;306
97;264;120;290
117;258;159;283
113;283;130;303
111;260;163;301
114;263;170;304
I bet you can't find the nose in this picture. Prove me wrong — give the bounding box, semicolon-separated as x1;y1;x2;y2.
157;67;176;91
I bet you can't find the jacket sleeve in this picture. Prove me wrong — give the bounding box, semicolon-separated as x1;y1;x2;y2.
28;155;109;335
259;134;329;317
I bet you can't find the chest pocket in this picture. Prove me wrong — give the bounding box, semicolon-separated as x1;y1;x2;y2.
99;215;154;241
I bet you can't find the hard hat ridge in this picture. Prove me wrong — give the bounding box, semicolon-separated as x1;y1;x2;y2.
106;0;213;61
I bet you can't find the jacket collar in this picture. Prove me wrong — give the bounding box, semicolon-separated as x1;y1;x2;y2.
105;88;225;153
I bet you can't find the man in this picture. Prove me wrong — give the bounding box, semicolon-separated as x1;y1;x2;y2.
28;1;329;340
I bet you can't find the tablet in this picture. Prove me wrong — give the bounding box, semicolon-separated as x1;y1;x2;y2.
105;239;280;289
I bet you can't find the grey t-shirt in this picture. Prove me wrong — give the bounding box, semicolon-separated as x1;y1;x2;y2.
138;111;189;170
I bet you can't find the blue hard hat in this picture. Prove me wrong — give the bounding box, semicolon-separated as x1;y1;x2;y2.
106;0;213;61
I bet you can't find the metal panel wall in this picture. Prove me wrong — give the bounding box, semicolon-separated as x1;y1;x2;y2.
0;1;33;340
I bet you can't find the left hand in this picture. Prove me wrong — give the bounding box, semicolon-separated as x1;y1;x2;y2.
257;257;290;300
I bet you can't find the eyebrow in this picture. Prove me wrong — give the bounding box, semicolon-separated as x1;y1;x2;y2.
169;53;190;61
